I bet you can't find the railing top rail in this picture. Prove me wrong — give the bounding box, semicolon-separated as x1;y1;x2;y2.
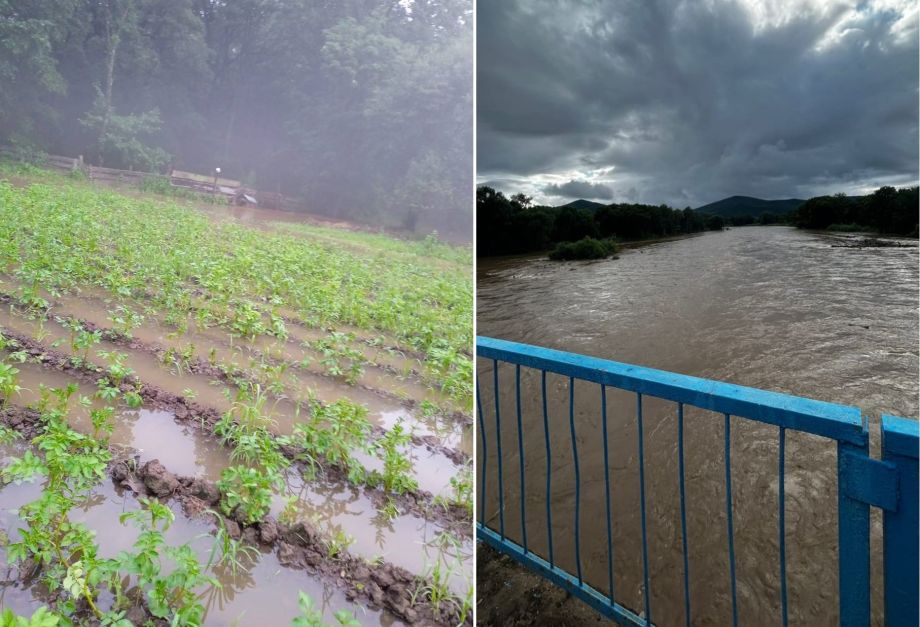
881;414;919;458
478;336;866;446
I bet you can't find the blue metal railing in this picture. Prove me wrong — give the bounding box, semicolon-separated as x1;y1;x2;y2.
476;336;919;627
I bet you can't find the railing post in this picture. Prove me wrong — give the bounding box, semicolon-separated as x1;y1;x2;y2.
881;415;918;627
837;435;871;627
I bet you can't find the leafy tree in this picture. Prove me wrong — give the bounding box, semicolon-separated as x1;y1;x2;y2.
79;96;169;170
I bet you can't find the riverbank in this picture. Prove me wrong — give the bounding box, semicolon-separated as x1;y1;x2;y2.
476;545;613;626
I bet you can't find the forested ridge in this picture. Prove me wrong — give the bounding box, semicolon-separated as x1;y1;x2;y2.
0;0;472;235
476;186;724;257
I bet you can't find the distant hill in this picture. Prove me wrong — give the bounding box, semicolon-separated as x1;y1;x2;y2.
696;195;805;218
561;199;606;211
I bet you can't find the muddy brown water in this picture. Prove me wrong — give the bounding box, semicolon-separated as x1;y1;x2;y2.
476;227;918;626
0;443;398;625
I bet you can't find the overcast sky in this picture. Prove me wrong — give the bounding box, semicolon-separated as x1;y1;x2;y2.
477;0;919;207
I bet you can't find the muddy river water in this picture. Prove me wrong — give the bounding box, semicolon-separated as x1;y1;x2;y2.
476;226;918;626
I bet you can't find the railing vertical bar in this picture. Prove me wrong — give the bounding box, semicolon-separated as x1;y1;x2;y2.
881;415;919;627
601;384;615;603
778;426;788;627
678;402;691;627
837;439;870;627
637;392;652;623
516;364;528;552
569;376;583;585
725;413;738;627
476;375;487;526
493;359;505;539
541;369;554;567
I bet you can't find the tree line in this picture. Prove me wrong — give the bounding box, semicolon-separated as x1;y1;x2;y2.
0;0;472;236
790;186;918;236
477;186;724;256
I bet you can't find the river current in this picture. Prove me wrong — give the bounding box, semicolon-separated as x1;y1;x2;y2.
476;226;918;626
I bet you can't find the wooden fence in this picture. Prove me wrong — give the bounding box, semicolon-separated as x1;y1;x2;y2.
1;148;291;207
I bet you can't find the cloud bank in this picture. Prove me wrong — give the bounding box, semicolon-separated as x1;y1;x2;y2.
542;179;614;199
477;0;919;207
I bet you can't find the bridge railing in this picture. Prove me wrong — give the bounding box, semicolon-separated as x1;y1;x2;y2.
476;336;918;627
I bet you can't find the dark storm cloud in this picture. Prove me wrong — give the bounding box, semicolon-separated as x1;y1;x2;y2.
477;0;919;207
542;179;614;199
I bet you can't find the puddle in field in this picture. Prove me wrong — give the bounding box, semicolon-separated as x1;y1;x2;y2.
352;445;464;499
55;288;436;403
10;359;231;481
0;450;394;625
1;303;469;512
276;472;473;597
0;274;432;386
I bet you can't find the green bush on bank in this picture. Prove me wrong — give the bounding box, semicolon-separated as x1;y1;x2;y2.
548;237;618;261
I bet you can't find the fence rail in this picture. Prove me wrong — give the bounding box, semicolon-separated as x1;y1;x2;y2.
476;336;918;627
1;147;300;211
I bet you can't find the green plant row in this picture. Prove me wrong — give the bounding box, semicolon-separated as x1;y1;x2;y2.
0;177;471;410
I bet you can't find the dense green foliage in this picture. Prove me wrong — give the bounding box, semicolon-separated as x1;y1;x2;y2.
477;186;723;256
548;237;618;261
0;0;472;235
790;186;918;236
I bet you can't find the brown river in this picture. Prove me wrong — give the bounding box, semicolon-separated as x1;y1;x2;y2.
476;226;918;626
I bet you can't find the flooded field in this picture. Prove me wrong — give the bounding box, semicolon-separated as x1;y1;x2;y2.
0;174;473;625
477;227;918;626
